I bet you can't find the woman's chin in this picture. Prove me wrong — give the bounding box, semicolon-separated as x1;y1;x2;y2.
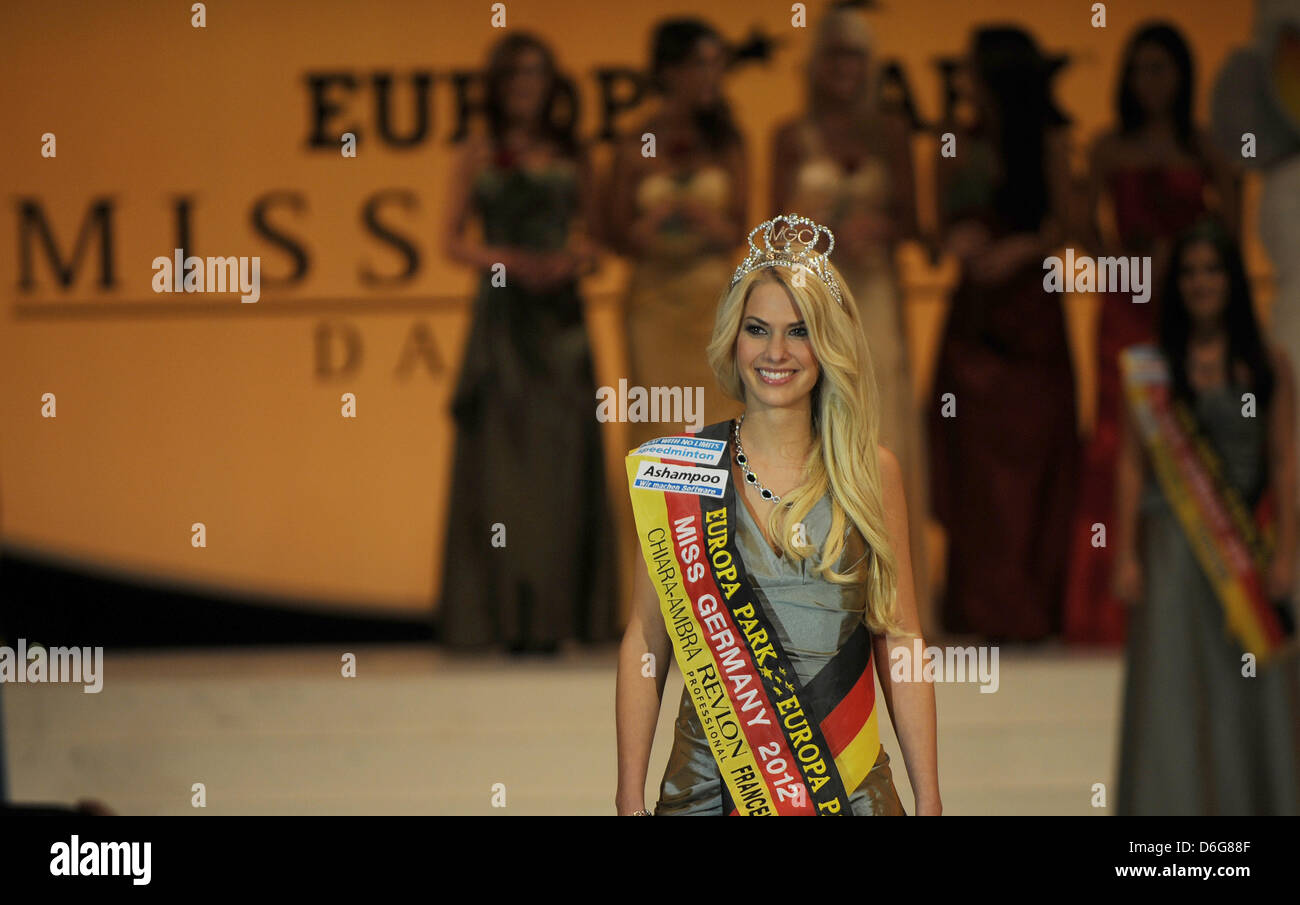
742;381;814;408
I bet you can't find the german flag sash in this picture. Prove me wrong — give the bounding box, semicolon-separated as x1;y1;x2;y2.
626;420;882;815
1120;344;1298;664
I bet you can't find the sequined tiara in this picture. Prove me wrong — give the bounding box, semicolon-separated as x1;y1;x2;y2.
729;213;844;306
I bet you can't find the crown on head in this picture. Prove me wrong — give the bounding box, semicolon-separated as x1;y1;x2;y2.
729;213;843;306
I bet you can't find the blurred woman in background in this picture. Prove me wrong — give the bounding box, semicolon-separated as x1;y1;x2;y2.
1065;22;1240;647
927;26;1079;642
605;17;749;451
770;2;933;635
438;33;618;653
1114;220;1300;814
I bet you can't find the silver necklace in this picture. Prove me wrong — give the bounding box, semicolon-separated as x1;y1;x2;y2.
733;415;781;503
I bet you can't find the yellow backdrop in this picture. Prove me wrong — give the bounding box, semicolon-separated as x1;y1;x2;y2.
0;0;1262;617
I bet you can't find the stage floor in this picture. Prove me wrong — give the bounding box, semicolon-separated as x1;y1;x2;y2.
2;642;1124;815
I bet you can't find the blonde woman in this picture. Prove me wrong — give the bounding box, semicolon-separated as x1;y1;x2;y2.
614;214;940;816
771;3;932;632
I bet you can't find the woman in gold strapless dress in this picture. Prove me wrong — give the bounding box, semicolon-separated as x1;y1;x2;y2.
770;5;933;630
604;18;749;451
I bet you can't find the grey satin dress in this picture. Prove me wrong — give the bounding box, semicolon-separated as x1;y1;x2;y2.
654;488;906;815
1117;385;1300;814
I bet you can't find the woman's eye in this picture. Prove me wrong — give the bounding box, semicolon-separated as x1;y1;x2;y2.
745;324;766;335
789;326;808;337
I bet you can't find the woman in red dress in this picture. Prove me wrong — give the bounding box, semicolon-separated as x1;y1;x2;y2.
1063;22;1240;646
928;27;1078;641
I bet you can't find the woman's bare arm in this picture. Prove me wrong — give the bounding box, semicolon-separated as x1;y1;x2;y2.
568;142;604;274
1199;128;1242;238
870;446;941;814
615;542;673;814
968;125;1076;284
932;122;965;246
605;130;672;258
688;139;750;251
443;133;499;272
884;111;919;242
1267;346;1297;599
1084;131;1119;256
1113;382;1145;603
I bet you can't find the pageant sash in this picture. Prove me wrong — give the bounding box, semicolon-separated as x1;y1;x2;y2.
626;421;882;815
1120;344;1297;663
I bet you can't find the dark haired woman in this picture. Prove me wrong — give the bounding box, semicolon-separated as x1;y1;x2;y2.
1065;22;1241;647
437;33;618;652
927;26;1078;641
605;17;749;451
1114;221;1300;814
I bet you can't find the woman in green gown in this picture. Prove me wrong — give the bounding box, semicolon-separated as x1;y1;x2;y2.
437;33;618;652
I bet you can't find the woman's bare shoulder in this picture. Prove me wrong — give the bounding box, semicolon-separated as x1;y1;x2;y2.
876;443;900;473
876;445;905;500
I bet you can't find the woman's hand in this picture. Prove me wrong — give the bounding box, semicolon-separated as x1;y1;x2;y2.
628;199;679;253
945;220;991;263
492;248;546;290
494;248;585;292
679;197;735;247
530;251;584;290
839;209;893;257
968;232;1043;285
1113;551;1142;606
615;796;648;815
914;792;942;816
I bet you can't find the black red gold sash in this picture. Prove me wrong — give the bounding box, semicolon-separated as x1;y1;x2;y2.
1120;344;1297;663
626;420;882;815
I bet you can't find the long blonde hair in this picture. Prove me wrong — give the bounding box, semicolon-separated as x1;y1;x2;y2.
706;263;907;636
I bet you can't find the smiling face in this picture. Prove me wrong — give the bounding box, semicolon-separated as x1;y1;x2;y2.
735;275;821;411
